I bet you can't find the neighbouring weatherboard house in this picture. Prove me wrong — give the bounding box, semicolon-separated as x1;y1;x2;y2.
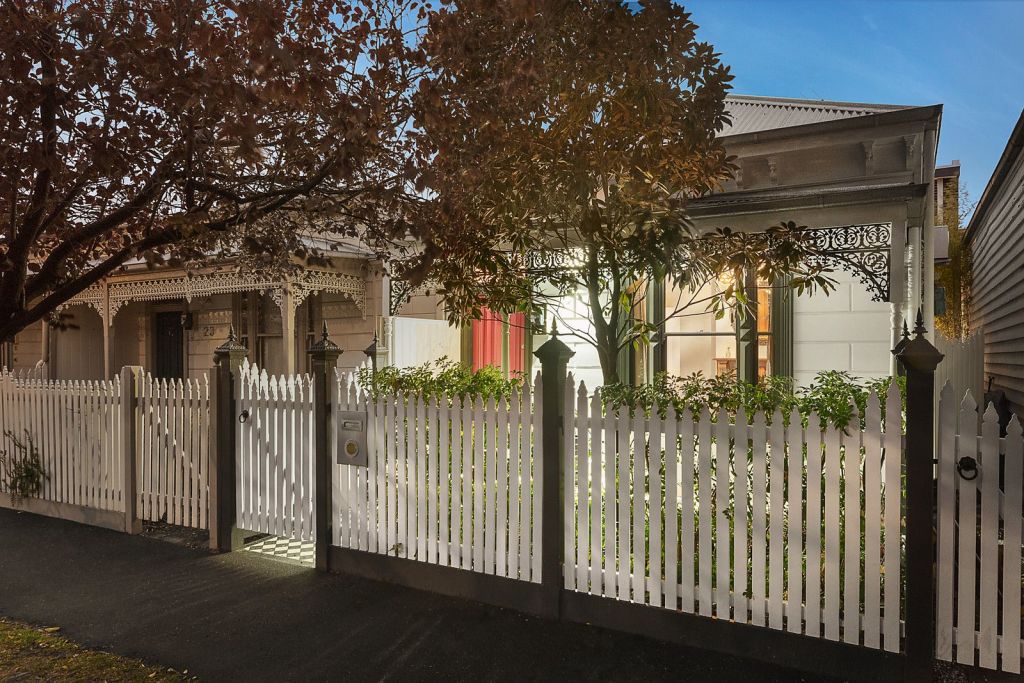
964;108;1024;417
2;95;946;391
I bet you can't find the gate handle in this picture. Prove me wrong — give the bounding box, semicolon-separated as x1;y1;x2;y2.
956;456;978;481
239;409;250;424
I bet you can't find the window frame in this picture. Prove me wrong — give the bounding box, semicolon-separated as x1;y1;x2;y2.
653;272;792;383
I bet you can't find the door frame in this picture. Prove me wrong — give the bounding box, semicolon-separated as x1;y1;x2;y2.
149;302;188;378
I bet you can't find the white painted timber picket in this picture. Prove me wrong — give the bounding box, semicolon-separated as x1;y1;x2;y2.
235;361;314;542
561;375;905;651
935;382;1024;673
332;371;543;582
0;370;124;513
136;373;209;529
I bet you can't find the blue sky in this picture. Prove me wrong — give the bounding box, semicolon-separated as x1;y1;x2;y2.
685;0;1024;216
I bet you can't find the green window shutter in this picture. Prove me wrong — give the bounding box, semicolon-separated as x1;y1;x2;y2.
772;277;794;379
736;269;759;384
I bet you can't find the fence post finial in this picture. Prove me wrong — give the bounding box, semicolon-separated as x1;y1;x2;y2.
913;306;927;337
364;331;379;377
894;316;943;678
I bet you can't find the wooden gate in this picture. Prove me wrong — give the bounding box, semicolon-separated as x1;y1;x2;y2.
935;382;1023;673
235;361;315;542
331;370;544;581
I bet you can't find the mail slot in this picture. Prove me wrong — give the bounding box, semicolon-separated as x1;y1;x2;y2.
336;409;368;467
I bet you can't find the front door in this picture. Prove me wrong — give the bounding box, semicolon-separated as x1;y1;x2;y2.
154;311;184;379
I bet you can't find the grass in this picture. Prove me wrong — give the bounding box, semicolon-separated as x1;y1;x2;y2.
0;618;193;682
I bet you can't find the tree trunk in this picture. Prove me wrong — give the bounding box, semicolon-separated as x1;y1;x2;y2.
596;337;620;385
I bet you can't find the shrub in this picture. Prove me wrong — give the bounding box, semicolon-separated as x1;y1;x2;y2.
0;430;48;503
356;358;524;400
602;371;905;429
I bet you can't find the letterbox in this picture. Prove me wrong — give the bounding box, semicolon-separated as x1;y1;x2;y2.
336;409;368;467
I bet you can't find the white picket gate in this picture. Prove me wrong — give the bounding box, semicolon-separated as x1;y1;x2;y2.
0;370;124;512
136;373;210;529
333;371;544;581
235;361;315;542
935;382;1023;673
564;377;905;651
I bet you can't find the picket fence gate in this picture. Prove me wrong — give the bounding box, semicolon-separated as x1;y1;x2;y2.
136;372;210;530
332;370;544;581
0;370;124;512
935;382;1024;673
234;360;316;543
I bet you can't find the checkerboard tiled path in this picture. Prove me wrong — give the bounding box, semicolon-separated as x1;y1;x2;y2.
243;535;315;567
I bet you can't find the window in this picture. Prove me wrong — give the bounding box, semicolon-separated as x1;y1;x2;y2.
657;273;790;383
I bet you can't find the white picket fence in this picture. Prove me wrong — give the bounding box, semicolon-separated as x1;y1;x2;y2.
564;377;905;651
235;361;315;543
935;331;984;415
936;383;1024;673
136;373;210;530
333;371;544;582
0;370;124;512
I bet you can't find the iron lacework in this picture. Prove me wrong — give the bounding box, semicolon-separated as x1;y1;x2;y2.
802;222;891;302
390;222;893;310
523;223;893;302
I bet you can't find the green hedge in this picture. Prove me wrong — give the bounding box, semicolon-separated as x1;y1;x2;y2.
356;359;905;429
356;359;524;400
602;370;905;429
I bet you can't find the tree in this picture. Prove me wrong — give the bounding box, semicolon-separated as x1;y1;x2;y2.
0;1;428;343
935;185;975;341
413;0;833;384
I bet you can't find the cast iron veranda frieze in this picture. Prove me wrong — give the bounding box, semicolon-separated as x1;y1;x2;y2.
524;223;893;302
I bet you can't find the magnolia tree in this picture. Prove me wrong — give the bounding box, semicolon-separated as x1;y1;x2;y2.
413;0;834;383
0;0;432;342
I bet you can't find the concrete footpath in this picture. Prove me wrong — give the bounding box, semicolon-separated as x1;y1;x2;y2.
0;508;830;682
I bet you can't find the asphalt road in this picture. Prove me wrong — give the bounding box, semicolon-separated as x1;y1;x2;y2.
0;508;833;682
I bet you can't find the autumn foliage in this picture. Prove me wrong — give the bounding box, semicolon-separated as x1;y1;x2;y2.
1;0;428;341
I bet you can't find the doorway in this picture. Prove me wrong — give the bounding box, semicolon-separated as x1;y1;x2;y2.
153;311;185;379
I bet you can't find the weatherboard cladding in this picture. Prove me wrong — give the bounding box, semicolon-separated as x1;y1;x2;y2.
969;143;1024;415
720;95;910;137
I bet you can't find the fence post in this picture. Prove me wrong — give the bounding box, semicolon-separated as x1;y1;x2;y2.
309;322;342;572
533;323;574;616
894;310;943;680
208;327;248;552
120;365;142;534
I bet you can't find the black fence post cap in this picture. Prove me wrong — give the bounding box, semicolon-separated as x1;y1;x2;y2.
308;321;342;362
894;310;943;372
214;325;249;369
533;320;575;364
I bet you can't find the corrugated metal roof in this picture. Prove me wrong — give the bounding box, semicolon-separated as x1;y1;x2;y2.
721;94;912;136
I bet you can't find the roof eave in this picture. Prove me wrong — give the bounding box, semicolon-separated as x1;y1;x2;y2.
966;109;1024;243
719;103;944;144
687;182;929;218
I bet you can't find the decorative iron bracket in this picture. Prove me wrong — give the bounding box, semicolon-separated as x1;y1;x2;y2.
803;223;891;302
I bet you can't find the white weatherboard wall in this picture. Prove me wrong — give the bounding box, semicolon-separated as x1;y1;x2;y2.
792;269;891;388
390;317;461;368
